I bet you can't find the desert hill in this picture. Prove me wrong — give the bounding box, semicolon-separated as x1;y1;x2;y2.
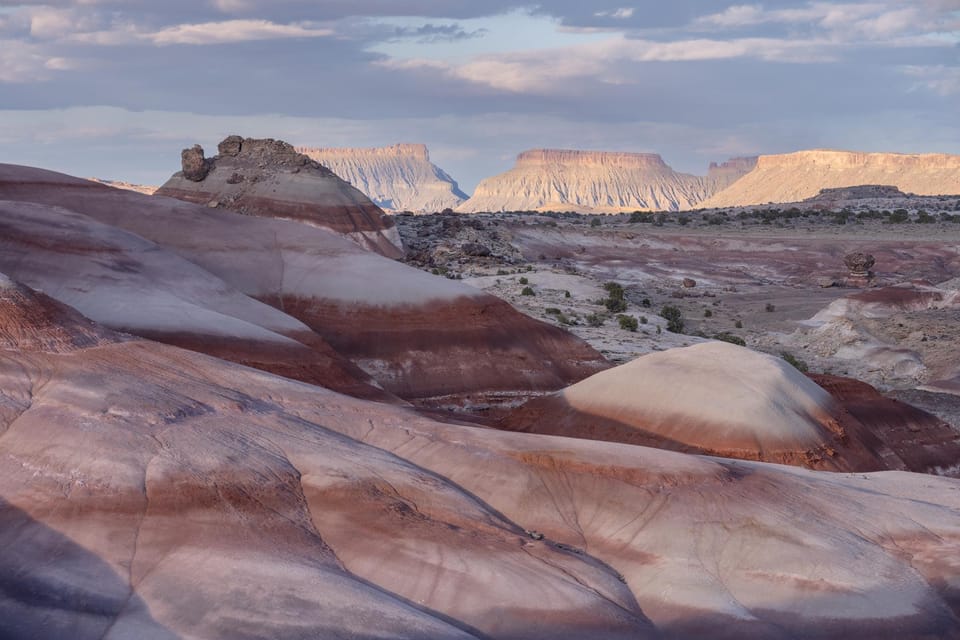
701;149;960;208
1;275;960;638
296;143;468;212
0;162;608;409
502;342;960;473
154;136;405;258
457;149;755;213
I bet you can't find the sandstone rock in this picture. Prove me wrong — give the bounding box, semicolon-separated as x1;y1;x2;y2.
457;149;755;213
297;143;468;213
681;277;697;288
844;252;876;278
180;144;209;182
218;134;243;156
702;150;960;208
156;136;404;258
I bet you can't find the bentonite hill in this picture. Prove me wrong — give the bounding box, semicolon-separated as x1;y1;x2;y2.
2;130;960;640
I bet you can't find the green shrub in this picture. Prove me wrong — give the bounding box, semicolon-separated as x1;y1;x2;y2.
564;290;571;298
603;282;628;312
704;309;713;318
712;332;746;346
518;276;529;285
660;305;684;333
585;312;606;327
545;307;561;315
521;286;535;296
765;303;776;312
780;351;808;372
591;217;602;227
618;315;638;332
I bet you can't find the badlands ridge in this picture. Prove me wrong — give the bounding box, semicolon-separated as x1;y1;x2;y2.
2;135;960;639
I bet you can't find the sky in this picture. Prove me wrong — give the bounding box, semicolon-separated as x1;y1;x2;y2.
0;0;958;192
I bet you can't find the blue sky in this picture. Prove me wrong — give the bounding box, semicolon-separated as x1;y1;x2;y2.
0;1;958;192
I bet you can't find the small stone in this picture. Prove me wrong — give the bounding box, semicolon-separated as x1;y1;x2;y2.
682;278;697;288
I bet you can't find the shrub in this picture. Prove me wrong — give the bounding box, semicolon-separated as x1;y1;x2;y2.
916;210;936;224
518;276;529;285
564;290;571;298
639;316;648;324
618;315;639;331
496;269;509;276
603;282;628;312
780;351;808;372
660;305;685;333
641;298;651;308
704;309;713;318
765;303;776;312
521;286;535;296
545;307;561;315
885;209;910;224
630;212;651;223
585;312;606;327
653;213;667;227
712;332;746;346
590;217;602;227
678;215;691;226
735;320;743;329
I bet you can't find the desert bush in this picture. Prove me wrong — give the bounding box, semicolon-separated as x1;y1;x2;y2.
765;303;776;312
618;315;638;332
564;290;572;298
653;213;667;227
521;286;535;296
704;309;713;318
916;210;936;224
518;276;529;285
590;217;602;227
780;351;808;372
585;312;606;327
545;308;561;315
735;320;743;328
712;332;746;346
660;305;684;333
603;282;628;312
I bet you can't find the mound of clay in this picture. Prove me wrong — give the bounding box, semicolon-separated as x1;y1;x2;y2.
702;150;960;208
296;143;468;212
155;136;403;258
502;341;951;472
457;149;754;213
0;163;608;408
2;302;960;638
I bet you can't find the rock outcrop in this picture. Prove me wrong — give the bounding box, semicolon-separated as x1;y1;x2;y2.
500;341;960;474
0;163;608;409
155;136;404;258
87;178;158;195
702;150;960;208
2;289;960;638
296;143;468;212
457;149;754;213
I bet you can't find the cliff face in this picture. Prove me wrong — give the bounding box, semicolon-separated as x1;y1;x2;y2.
296;143;468;213
457;149;754;213
701;150;960;208
155;136;404;258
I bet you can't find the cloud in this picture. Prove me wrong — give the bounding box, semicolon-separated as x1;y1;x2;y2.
902;65;960;95
380;34;840;94
594;8;634;20
0;40;74;82
147;19;334;44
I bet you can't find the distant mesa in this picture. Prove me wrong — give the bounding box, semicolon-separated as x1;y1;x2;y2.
296;143;468;213
88;178;158;196
701;149;960;208
501;341;960;474
456;148;756;213
154;135;404;258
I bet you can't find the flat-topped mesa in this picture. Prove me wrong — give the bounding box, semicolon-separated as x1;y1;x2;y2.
458;147;752;213
708;156;758;178
807;185;909;201
296;143;467;213
155;135;403;258
515;149;672;170
702;149;960;208
297;143;430;161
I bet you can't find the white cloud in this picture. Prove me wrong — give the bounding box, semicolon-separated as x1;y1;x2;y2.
380;35;839;93
148;19;334;45
595;8;635;20
902;65;960;95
